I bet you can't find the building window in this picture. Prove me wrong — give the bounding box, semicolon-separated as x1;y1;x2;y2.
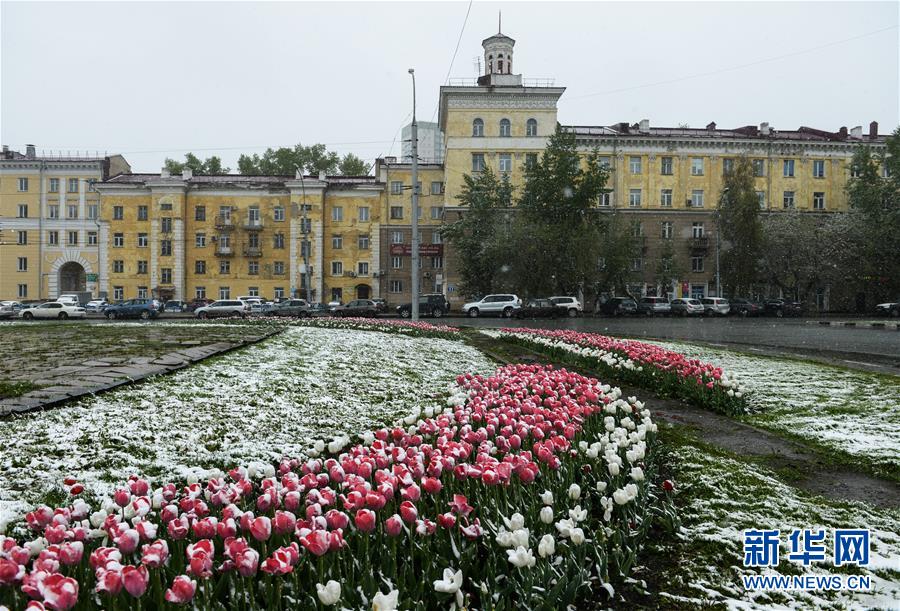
137;205;148;221
17;284;27;299
161;240;172;256
160;268;172;284
526;118;538;137
17;231;27;245
274;287;284;299
431;256;443;269
160;203;172;211
247;287;259;297
811;159;825;178
17;204;28;218
391;256;402;269
358;261;369;276
691;190;704;208
629;156;642;174
525;153;538;170
722;158;734;176
472;118;484;137
432;230;442;244
138;233;148;248
49;178;59;192
850;164;861;178
87;204;98;220
783;159;795;177
248;261;259;275
332;235;343;249
67;204;78;219
691;157;704;176
358;206;370;221
499;118;511;137
629;189;642;207
661;221;673;239
17;257;27;272
499;153;512;173
161;217;172;233
113;287;124;301
389;280;403;293
430;181;443;195
48;205;59;219
358;234;370;249
599;192;611;207
691;256;705;273
113;206;124;220
661;156;673;175
48;231;59;246
391;181;403;195
219;287;230;300
88;231;98;246
137;260;148;274
219;260;230;274
752;159;765;177
692;222;704;238
195;260;206;274
472;153;485;172
113;233;124;247
300;218;311;234
195;206;206;221
138;288;148;299
756;191;766;209
67;178;79;193
113;260;124;273
67;231;78;246
273;233;284;249
273;261;285;275
331;261;343;276
813;192;826;210
783;191;795;209
430;206;442;220
332;206;343;222
17;178;28;192
390;206;404;220
195;287;206;299
196;233;206;247
274;206;285;222
391;231;403;244
631;258;643;272
660;189;673;207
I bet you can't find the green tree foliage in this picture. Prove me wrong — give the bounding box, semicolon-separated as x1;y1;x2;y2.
237;144;341;176
439;168;513;298
653;237;684;297
163;153;229;175
719;156;763;296
338;153;370;176
595;212;640;297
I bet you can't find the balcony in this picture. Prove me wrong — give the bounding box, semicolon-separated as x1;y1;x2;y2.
243;245;263;257
690;237;710;252
215;215;235;230
215;245;234;257
243;217;264;231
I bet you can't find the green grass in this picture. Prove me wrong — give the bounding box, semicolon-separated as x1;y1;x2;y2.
0;380;39;399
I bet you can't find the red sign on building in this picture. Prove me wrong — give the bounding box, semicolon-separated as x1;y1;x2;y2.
389;244;444;256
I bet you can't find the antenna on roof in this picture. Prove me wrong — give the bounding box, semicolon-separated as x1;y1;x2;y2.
473;55;482;76
498;10;501;33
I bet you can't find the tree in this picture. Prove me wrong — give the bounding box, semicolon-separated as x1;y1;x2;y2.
338;153;370;176
653;237;684;298
439;168;513;298
719;156;763;297
237;144;341;176
595;212;640;298
163;153;229;175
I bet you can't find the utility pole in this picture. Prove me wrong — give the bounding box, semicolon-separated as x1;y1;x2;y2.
715;187;728;298
409;68;420;320
299;169;312;304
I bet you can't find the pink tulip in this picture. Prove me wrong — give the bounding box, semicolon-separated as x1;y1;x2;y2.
164;575;197;604
122;564;149;597
384;514;403;537
354;509;376;533
249;516;271;542
399;501;418;524
0;557;24;585
141;540;169;568
299;530;330;557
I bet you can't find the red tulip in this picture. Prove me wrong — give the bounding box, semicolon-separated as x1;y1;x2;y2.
299;529;330;556
164;575;197;604
0;557;24;585
249;516;272;542
122;565;149;597
384;514;403;537
354;509;376;533
273;511;297;536
141;540;169;568
96;568;123;595
421;477;442;495
399;501;418;524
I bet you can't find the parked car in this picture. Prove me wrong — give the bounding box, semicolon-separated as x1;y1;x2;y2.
461;294;522;318
238;296;264;308
549;296;582;318
597;297;638;317
670;298;705;317
163;300;186;313
84;299;109;313
57;294;81;306
729;298;763;317
308;303;331;317
396;294;451;318
334;299;380;317
0;303;15;319
186;298;214;312
515;298;560;319
104;299;160;320
700;297;730;316
764;299;803;318
636;297;671;317
371;298;388;314
19;302;87;320
194;300;250;319
1;301;25;312
874;300;900;317
272;299;310;317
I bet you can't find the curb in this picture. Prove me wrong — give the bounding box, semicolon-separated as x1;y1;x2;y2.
807;320;900;330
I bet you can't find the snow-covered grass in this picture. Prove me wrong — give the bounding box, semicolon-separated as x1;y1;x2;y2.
646;340;900;478
654;427;900;610
0;326;494;531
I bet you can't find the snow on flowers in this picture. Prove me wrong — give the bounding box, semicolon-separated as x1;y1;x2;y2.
294;317;461;339
0;363;674;609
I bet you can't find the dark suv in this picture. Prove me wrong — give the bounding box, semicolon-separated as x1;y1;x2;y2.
105;299;160;320
397;293;451;318
764;299;803;318
598;297;637;316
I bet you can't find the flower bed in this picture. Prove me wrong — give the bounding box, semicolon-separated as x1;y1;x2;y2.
293;317;461;339
0;364;672;609
492;328;747;415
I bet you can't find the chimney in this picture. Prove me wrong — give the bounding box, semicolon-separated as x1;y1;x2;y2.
838;126;848;138
638;119;650;133
25;144;36;159
850;126;862;138
318;170;326;181
182;167;193;180
161;168;171;178
706;121;716;131
759;122;770;136
869;121;879;138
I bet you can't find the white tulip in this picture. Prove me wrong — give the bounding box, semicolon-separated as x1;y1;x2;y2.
570;528;585;545
90;511;107;528
540;490;554;506
555;518;575;538
630;467;645;482
511;528;530;548
495;529;514;548
608;462;620;476
433;568;463;594
316;580;341;606
540;506;554;524
506;546;536;568
568;483;581;500
595;481;607;493
538;534;555;558
372;588;399;611
613;489;630;505
503;513;525;531
568;506;587;523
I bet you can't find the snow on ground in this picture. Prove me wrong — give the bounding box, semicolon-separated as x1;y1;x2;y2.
647;341;900;471
664;442;900;610
0;326;494;530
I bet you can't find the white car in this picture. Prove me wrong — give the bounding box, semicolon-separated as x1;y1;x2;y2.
549;296;583;317
700;297;730;316
57;294;81;306
19;302;87;320
85;299;109;312
194;300;250;319
462;294;522;318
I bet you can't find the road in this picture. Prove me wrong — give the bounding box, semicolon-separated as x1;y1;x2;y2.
446;315;900;375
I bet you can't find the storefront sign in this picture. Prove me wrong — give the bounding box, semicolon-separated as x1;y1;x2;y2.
389;244;444;256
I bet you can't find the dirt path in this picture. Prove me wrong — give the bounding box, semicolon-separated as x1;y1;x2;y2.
466;331;900;509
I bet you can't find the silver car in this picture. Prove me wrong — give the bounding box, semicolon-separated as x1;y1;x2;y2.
670;298;704;316
462;294;522;318
700;298;730;316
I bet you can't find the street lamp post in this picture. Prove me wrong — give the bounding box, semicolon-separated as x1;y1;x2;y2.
715;187;729;298
408;68;420;320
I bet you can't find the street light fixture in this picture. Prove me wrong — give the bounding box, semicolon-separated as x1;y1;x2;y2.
408;68;420;320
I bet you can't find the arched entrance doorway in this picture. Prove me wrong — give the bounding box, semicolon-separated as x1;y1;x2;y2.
59;262;86;293
356;284;371;299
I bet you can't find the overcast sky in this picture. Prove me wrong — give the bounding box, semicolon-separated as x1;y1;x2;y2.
2;1;897;173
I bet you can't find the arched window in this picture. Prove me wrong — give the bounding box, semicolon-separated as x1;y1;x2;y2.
499;118;511;137
498;59;504;73
487;55;493;73
526;118;538;137
472;118;484;137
